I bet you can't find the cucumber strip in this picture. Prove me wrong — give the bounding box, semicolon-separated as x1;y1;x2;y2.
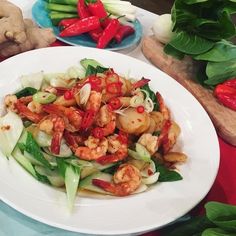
46;3;77;13
0;111;23;157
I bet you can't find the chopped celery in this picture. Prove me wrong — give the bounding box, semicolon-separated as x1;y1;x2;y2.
0;111;23;157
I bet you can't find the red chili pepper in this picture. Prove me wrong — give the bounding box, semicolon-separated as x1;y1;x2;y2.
64;90;74;100
80;109;96;130
87;0;108;18
97;19;120;49
58;18;80;30
108;97;121;110
222;78;236;89
101;17;112;29
136;105;145;113
59;16;100;37
214;84;236;96
114;25;135;44
132;78;151;89
89;27;103;42
92;127;104;139
105;72;120;84
77;0;90;18
216;93;236;111
106;82;122;94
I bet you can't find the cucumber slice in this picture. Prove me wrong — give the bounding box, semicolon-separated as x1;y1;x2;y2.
79;172;113;195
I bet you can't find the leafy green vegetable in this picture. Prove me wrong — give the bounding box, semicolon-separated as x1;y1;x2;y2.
141;83;159;111
152;159;183;182
205;202;236;231
205;58;236;85
15;87;37;99
164;44;185;60
161;216;214;236
25;132;52;169
85;65;109;77
202;228;236;236
194;40;236;62
169;31;214;55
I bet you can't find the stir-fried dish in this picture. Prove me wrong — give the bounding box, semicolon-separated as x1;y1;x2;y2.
0;58;187;209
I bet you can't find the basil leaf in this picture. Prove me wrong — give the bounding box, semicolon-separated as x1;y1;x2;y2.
153;159;183;182
205;201;236;231
85;65;109;77
25;132;52;169
205;59;236;85
161;216;214;236
194;40;236;62
202;228;236;236
169;31;214;55
15;87;37;99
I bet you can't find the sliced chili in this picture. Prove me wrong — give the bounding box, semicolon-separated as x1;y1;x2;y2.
136;105;145;113
108;97;121;110
64;90;74;100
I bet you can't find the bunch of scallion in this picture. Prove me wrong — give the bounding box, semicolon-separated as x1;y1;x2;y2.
44;0;137;25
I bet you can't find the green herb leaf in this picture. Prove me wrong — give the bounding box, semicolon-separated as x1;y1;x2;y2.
169;31;214;55
153;159;183;182
205;201;236;231
25;132;52;169
85;65;109;77
15;87;37;99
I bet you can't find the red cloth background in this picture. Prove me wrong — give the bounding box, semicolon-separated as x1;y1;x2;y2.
1;43;236;236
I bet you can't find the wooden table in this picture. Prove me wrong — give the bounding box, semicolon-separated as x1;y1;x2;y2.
131;0;173;14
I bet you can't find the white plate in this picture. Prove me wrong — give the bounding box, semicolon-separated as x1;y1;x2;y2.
0;46;219;235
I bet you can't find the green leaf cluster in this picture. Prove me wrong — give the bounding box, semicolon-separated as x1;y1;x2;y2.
161;201;236;236
165;0;236;86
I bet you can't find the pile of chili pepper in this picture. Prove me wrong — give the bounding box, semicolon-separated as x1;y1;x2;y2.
214;78;236;111
58;0;135;48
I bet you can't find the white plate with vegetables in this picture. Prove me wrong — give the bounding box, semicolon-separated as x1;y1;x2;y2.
0;46;219;235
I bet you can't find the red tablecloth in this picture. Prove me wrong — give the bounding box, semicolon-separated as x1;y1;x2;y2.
1;43;236;236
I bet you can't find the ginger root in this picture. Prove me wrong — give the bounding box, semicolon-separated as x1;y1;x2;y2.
0;0;56;57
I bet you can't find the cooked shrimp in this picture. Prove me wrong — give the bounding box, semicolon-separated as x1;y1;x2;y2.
75;136;108;160
27;101;42;114
86;91;102;112
96;134;128;165
95;105;116;136
138;133;158;155
38;114;65;154
18;96;33;105
15;100;44;123
64;130;84;152
42;104;83;131
92;164;142;196
54;95;76;107
156;92;170;120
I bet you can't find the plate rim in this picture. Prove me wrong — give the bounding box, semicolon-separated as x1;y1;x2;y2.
0;46;220;235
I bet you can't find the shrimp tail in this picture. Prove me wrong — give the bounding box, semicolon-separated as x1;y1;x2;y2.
51;131;63;154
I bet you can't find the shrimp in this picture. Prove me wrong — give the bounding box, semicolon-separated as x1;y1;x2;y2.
86;91;102;112
64;130;84;152
42;104;83;131
38;114;65;154
138;133;158;155
92;164;142;196
95;105;116;136
156;92;170;120
15;100;44;123
75;136;108;161
96;134;128;165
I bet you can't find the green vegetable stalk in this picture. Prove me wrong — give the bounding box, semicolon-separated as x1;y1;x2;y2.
164;0;236;87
